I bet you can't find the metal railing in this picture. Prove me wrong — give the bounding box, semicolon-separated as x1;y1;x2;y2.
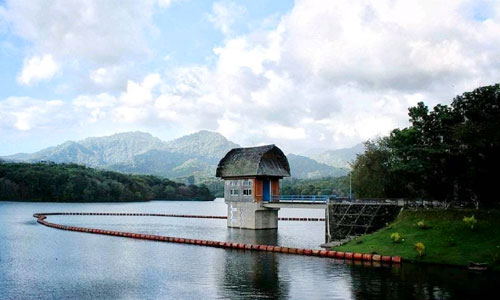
268;195;338;203
265;196;467;208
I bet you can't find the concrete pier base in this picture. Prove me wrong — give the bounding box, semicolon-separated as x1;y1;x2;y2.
226;201;279;229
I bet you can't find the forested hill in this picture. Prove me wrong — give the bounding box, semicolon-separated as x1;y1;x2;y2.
2;130;353;180
0;161;215;202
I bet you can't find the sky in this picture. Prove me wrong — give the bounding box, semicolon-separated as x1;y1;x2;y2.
0;0;499;156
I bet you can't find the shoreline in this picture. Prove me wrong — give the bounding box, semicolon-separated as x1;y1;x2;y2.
332;208;500;271
0;198;215;203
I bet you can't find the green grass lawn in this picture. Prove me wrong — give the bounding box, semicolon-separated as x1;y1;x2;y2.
333;209;500;270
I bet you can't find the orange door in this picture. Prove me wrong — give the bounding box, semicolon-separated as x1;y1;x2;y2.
271;180;280;202
254;178;262;202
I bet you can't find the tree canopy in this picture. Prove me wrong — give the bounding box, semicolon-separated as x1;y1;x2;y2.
281;176;350;197
0;161;214;202
351;84;500;207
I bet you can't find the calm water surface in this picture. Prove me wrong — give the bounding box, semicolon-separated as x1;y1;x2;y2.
0;200;498;300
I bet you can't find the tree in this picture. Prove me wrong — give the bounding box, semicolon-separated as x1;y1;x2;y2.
351;139;391;198
0;162;215;202
350;84;500;206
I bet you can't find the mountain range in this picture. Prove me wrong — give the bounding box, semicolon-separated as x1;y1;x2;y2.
2;131;363;180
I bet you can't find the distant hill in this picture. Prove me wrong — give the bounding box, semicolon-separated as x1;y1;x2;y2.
2;132;165;166
287;154;348;178
2;131;240;179
164;130;240;161
312;143;365;169
2;131;353;180
114;131;240;178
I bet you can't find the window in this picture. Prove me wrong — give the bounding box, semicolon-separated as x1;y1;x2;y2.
230;189;239;196
230;180;239;186
243;179;252;186
243;188;252;196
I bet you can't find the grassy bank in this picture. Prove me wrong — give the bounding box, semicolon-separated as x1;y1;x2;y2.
333;209;500;270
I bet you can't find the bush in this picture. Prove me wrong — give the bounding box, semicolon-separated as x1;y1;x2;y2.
416;220;429;229
463;215;477;230
415;242;425;257
390;232;402;243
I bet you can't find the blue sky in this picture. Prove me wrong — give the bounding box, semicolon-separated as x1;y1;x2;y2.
0;0;499;156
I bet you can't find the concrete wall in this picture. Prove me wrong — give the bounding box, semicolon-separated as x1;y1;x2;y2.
223;177;282;229
224;178;255;202
227;201;279;229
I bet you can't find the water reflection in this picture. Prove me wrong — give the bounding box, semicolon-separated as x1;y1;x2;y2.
348;262;500;300
2;201;500;300
221;250;289;299
226;227;278;245
221;228;287;299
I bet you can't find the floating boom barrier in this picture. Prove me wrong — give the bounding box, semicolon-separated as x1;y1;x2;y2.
32;212;401;265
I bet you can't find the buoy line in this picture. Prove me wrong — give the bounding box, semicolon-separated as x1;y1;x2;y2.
32;212;402;265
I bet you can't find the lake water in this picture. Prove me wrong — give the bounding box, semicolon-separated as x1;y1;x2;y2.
0;200;498;300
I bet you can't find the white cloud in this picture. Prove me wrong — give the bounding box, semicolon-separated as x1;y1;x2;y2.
157;0;172;8
207;1;246;35
120;73;161;106
201;0;500;150
267;125;307;140
3;0;167;92
0;97;67;131
3;0;500;155
5;0;155;65
17;55;59;85
88;67;127;88
73;93;117;123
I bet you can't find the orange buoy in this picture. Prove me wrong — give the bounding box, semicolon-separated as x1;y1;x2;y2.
327;251;336;258
381;255;392;262
392;256;402;264
353;253;363;260
32;212;403;269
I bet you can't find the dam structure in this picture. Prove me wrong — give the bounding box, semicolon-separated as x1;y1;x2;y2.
216;144;401;242
216;144;291;229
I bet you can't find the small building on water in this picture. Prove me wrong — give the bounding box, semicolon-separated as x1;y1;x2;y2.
216;144;291;229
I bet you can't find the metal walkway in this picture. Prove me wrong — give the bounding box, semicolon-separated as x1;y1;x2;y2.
262;195;338;209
